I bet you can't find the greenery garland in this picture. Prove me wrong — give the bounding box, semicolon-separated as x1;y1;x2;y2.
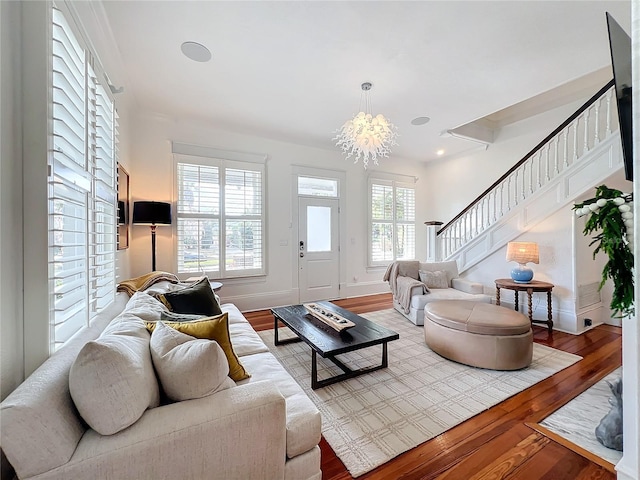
573;185;635;319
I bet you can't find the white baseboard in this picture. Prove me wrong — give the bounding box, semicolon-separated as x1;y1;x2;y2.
343;280;390;299
223;289;298;312
223;282;390;312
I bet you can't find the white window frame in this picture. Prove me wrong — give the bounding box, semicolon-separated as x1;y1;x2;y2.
172;143;267;279
368;175;417;267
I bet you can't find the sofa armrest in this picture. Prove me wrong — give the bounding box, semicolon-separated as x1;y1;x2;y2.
53;382;287;480
410;283;429;296
452;278;484;295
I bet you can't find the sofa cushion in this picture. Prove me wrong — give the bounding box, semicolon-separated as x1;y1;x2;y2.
410;288;492;310
239;352;322;458
230;322;271;357
150;321;233;401
221;302;251;325
122;290;170;322
147;313;250;381
69;314;160;435
159;277;222;316
419;270;449;289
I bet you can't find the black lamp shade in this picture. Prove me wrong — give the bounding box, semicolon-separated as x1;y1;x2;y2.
132;201;172;225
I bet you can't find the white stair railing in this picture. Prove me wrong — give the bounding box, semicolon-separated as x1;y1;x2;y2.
435;81;617;260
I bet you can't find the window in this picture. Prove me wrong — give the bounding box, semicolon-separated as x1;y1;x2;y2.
369;178;415;265
49;5;117;350
297;176;339;197
176;157;265;278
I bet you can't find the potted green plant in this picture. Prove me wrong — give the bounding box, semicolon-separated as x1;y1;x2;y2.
573;185;634;318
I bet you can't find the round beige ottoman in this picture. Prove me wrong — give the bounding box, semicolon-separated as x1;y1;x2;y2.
424;300;533;370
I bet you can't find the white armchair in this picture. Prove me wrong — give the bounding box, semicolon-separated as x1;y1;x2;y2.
388;260;492;325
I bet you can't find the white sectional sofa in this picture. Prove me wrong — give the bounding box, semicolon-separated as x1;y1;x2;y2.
387;260;492;326
1;289;322;480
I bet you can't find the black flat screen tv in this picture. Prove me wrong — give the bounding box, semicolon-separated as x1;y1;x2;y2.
606;13;633;182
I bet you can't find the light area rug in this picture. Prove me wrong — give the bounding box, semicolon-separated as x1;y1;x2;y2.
258;308;582;478
540;367;622;466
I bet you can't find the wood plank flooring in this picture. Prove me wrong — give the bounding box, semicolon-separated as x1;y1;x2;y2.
243;293;622;480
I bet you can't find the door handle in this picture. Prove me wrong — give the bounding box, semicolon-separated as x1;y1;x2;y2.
299;240;305;251
300;252;304;258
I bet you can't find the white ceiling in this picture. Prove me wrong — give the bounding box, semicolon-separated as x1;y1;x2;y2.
99;0;631;163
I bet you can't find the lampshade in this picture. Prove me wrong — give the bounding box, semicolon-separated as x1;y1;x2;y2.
132;201;172;225
506;242;539;265
506;242;539;283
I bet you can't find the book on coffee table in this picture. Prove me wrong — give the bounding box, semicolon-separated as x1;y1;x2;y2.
303;303;356;332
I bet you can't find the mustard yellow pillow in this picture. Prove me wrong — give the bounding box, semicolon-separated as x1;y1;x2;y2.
146;313;250;381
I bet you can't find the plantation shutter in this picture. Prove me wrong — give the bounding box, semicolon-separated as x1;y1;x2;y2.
176;163;221;276
395;185;415;261
90;73;117;312
50;6;89;347
371;181;394;263
49;5;117;350
224;168;263;272
370;179;415;265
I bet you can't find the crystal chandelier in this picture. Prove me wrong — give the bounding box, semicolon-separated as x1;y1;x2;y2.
333;82;399;169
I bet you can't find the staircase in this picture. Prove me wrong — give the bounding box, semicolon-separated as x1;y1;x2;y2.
427;81;624;274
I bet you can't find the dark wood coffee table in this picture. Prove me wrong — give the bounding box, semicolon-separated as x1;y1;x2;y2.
271;301;399;389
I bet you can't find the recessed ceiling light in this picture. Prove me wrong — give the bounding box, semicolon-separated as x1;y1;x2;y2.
181;41;212;62
436;149;445;156
411;116;430;126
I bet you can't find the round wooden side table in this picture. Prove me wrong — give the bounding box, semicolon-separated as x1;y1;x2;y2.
494;278;554;333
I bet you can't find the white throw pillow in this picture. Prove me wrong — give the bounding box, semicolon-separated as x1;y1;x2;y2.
122;291;169;322
69;315;160;435
150;321;233;402
419;270;450;289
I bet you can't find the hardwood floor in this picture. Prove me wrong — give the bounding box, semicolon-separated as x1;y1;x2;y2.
243;293;622;480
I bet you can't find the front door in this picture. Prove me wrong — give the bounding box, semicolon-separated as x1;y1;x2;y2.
298;197;340;303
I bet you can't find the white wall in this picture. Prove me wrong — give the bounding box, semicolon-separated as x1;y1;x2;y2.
0;0;25;401
129;112;428;310
460;207;581;333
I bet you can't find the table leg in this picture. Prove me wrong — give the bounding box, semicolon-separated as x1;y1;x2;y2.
311;350;319;390
496;287;501;306
382;342;388;368
547;291;553;333
527;288;533;323
273;315;301;346
514;291;519;312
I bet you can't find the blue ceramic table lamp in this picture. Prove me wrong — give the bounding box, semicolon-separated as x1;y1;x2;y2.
506;242;539;283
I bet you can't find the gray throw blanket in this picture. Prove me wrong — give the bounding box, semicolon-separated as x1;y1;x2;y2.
383;260;428;313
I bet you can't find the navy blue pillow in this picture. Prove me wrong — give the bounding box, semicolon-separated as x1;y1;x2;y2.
162;277;222;316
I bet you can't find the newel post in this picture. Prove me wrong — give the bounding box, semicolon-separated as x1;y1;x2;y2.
425;221;443;262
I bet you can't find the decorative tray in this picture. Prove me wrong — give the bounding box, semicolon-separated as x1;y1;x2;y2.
303;303;356;332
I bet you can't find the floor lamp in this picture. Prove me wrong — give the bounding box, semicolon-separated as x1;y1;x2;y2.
132;201;172;272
